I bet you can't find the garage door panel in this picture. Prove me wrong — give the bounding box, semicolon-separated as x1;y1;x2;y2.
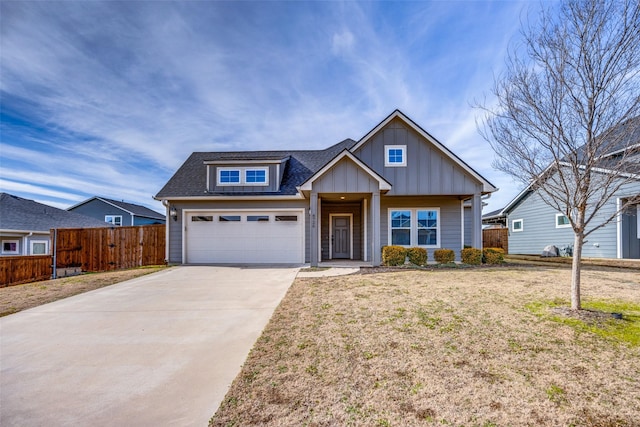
185;211;304;264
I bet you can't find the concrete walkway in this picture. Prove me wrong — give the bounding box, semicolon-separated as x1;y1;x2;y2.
0;266;299;427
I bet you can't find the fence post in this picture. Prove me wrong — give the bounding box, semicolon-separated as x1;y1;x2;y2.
52;228;58;279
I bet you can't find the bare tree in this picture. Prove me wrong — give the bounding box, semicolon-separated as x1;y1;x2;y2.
478;0;640;310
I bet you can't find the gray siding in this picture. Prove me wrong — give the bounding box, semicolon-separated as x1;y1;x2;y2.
167;199;309;264
353;118;483;196
380;196;463;261
507;179;640;258
70;199;132;225
311;158;380;193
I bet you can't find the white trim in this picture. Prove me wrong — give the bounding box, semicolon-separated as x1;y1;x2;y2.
105;215;123;226
298;150;392;192
158;195;305;201
350;110;497;193
204;158;289;165
384;145;407;167
363;198;368;262
329;213;353;259
460;200;465;249
30;240;49;255
217;167;270;186
317;198;322;262
388;208;441;248
637;204;640;240
512;218;524;232
555;213;571;228
181;208;305;264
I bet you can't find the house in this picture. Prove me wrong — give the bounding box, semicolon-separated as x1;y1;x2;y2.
67;196;165;226
482;208;507;228
0;193;110;256
154;110;498;266
498;119;640;259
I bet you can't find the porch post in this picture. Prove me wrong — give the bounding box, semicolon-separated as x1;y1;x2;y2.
472;192;482;249
310;192;319;267
371;190;381;266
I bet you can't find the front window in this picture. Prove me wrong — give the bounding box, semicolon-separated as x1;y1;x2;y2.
105;215;122;226
385;145;407;167
555;213;571;228
389;209;439;247
2;239;19;255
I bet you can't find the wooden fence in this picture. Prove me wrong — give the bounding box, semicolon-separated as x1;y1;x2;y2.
0;255;52;287
483;228;509;253
54;224;165;272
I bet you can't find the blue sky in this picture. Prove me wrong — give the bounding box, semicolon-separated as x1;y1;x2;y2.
1;1;540;214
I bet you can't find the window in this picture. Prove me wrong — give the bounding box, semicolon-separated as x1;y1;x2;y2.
2;239;19;255
219;169;240;184
219;215;241;222
385;145;407;167
30;240;48;255
512;219;523;232
105;215;122;226
245;169;266;183
275;215;297;222
555;213;571;228
218;167;269;186
192;216;213;222
247;215;269;222
389;209;439;247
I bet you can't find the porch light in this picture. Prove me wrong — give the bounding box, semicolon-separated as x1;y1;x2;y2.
340;196;346;200
170;205;178;221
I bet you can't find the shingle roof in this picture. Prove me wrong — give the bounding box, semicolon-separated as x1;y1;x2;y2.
155;138;358;198
0;193;110;231
73;197;164;220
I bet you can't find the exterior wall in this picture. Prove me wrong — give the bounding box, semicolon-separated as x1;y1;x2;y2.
320;201;362;260
312;158;381;193
1;232;50;256
464;205;472;247
353;118;483;196
208;162;283;193
167;199;309;264
133;216;164;226
507;178;640;258
70;200;131;226
380;196;463;261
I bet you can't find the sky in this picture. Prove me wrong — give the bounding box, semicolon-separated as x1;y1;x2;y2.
0;0;542;214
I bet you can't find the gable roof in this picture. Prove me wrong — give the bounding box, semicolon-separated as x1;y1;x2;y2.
351;109;498;193
68;196;164;220
0;193;110;232
155;138;357;198
298;149;392;192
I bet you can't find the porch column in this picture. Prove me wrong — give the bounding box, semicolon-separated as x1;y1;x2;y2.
310;192;319;267
472;192;482;249
371;190;381;266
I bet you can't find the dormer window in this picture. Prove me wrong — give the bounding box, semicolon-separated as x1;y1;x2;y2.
385;145;407;167
217;167;269;186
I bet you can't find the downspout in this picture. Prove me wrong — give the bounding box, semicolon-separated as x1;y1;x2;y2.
161;200;170;263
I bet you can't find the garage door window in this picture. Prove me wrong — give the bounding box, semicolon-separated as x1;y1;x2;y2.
219;215;241;222
192;216;213;222
275;215;297;221
248;215;269;222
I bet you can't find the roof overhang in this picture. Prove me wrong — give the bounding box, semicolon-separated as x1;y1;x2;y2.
203;156;290;165
154;194;305;202
351;109;498;194
297;149;392;193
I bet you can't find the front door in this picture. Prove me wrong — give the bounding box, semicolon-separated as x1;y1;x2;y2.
332;215;350;259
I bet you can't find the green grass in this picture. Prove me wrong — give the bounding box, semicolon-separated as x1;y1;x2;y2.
526;299;640;346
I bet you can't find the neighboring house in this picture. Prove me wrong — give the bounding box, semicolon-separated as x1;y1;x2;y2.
155;110;498;266
0;193;110;256
482;208;507;228
498;120;640;259
67;196;165;226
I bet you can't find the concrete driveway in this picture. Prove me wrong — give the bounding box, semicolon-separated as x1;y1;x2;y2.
0;265;299;426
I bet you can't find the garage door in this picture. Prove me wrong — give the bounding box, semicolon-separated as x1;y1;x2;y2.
185;210;305;264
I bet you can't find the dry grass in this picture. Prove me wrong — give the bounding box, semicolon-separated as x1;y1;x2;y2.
0;266;167;316
211;266;640;427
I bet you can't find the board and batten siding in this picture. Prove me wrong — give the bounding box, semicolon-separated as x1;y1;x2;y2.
380;196;463;261
353;118;483;196
311;157;381;193
508;178;640;258
166;199;309;264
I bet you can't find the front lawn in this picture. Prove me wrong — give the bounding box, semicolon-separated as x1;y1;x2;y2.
210;266;640;427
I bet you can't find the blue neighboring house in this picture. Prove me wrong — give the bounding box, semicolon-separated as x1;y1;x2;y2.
0;193;109;256
67;196;165;226
497;118;640;259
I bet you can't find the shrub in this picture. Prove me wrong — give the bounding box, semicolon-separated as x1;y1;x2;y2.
483;248;505;264
382;246;406;266
461;248;482;265
433;249;455;264
406;247;427;266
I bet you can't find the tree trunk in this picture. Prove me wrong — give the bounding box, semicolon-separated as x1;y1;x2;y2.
570;232;584;311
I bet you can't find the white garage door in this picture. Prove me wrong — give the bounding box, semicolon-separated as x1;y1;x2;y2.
185;210;305;264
